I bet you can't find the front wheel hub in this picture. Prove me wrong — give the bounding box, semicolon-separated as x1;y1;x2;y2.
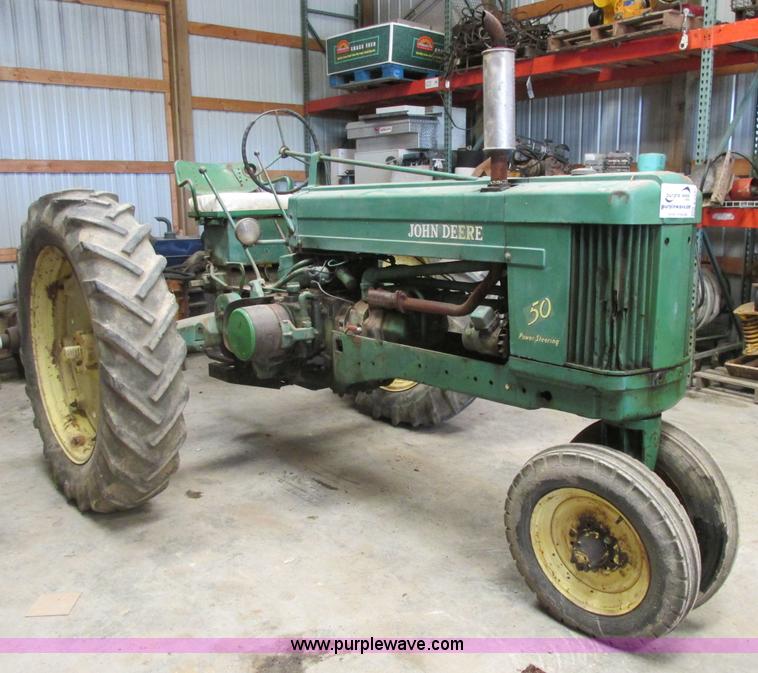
570;519;627;572
530;487;650;616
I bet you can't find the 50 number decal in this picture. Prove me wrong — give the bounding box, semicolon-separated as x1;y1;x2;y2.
527;297;553;326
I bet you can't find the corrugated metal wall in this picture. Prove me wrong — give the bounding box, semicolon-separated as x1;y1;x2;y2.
187;0;354;166
0;0;171;299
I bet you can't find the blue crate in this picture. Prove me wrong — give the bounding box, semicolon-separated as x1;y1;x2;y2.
329;64;439;90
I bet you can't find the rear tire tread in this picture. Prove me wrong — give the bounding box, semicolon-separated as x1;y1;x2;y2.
352;383;474;428
18;189;188;513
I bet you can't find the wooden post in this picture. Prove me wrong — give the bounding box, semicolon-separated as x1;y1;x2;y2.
159;12;182;235
166;0;196;235
358;0;374;26
665;76;689;173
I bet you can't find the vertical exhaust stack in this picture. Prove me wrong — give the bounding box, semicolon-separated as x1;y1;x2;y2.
481;11;515;191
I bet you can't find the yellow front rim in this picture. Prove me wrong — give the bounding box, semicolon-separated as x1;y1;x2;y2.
29;246;100;464
380;378;419;393
530;487;650;616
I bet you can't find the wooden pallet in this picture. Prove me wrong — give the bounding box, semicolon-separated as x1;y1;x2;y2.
330;64;440;90
547;10;701;52
692;366;758;403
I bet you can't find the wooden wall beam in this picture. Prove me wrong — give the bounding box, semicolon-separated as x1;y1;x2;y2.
61;0;167;15
358;0;374;26
0;160;173;174
188;22;320;50
158;13;181;233
0;248;17;264
0;66;168;93
192;97;304;114
166;0;194;234
665;77;688;173
168;0;195;162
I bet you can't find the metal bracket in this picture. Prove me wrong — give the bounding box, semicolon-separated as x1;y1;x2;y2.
280;320;316;347
679;8;691;51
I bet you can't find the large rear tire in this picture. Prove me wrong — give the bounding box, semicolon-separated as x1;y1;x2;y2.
351;382;475;428
18;189;189;512
349;254;476;428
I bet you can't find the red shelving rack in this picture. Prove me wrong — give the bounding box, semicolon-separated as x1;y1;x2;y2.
306;17;758;115
702;203;758;229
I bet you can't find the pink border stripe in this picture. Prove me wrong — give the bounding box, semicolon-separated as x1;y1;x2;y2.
1;638;758;654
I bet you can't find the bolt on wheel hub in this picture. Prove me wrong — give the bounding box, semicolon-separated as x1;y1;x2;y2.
29;246;100;465
530;487;650;616
569;516;628;572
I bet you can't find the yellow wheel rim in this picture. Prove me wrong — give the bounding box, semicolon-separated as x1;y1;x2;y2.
380;378;419;393
29;246;100;464
530;487;650;616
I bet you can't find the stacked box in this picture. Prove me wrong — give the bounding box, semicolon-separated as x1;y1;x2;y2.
326;23;445;89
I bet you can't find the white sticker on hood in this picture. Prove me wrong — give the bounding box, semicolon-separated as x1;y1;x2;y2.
660;184;697;219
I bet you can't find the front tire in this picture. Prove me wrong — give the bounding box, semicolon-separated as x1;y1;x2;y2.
573;420;738;607
18;189;189;512
505;444;701;639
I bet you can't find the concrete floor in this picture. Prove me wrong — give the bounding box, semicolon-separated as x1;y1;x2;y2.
1;353;757;673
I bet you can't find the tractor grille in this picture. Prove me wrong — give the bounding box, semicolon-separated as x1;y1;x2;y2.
567;224;656;371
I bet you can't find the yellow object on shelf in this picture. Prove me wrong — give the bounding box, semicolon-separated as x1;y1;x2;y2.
735;302;758;355
593;0;650;24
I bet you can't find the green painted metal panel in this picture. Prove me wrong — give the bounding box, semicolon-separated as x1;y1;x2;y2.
332;334;687;422
506;224;571;365
293;180;508;262
566;224;657;371
204;221;287;266
290;173;699;263
175;160;255;195
291;171;699;376
650;224;697;369
227;308;256;361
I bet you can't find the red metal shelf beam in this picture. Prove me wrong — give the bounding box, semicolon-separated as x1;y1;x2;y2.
702;206;758;229
306;18;758;114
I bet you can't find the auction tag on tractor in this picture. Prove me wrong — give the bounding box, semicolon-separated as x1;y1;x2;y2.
659;183;697;218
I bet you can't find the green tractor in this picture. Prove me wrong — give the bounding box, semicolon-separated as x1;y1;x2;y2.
16;41;736;641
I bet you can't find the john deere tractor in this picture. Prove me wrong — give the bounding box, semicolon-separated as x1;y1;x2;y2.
16;21;736;640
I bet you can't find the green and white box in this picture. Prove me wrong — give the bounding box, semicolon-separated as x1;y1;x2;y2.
326;22;445;84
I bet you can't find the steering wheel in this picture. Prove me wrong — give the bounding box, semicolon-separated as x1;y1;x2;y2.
241;109;320;194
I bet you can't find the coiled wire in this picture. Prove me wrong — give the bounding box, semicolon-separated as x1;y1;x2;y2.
696;265;723;330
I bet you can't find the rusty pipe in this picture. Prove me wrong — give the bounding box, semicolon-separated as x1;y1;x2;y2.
366;265;504;317
482;10;507;48
489;152;509;183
